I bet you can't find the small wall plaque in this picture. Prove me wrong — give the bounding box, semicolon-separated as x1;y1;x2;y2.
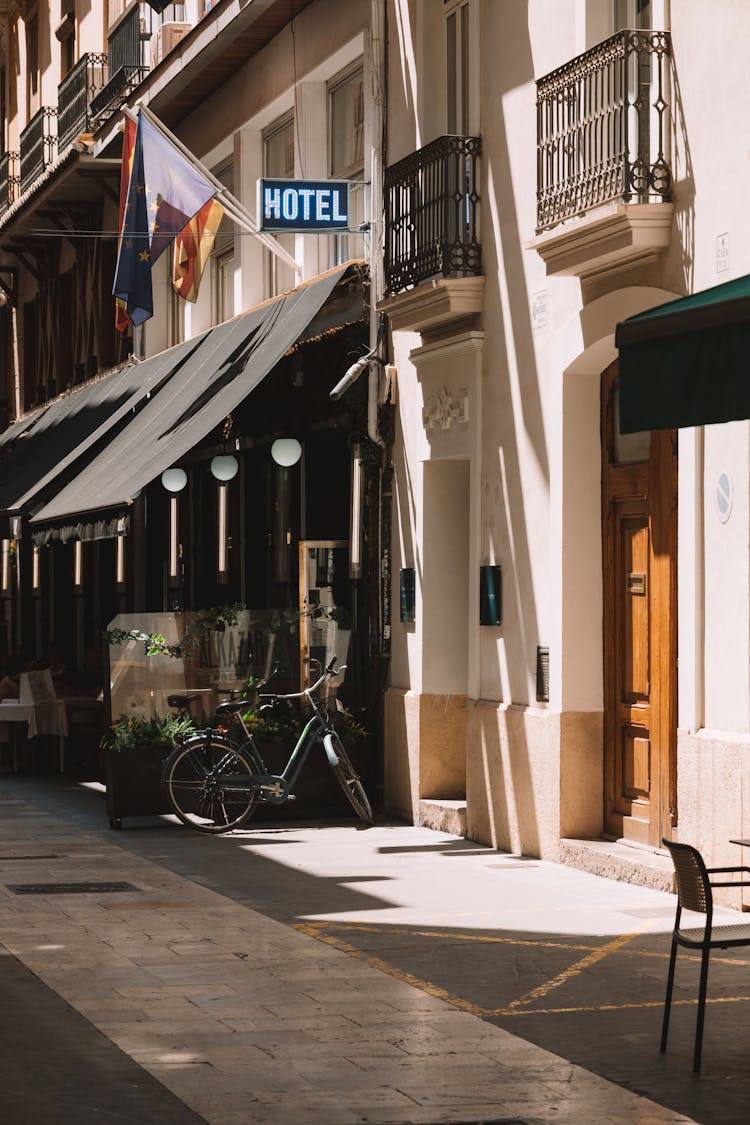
627;572;646;596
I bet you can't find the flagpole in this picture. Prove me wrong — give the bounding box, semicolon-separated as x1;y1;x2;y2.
123;105;302;277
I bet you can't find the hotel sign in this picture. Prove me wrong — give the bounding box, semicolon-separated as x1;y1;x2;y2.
258;178;350;232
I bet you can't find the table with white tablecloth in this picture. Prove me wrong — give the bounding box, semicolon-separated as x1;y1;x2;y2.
0;698;69;771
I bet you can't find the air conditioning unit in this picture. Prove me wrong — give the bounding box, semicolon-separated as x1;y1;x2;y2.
151;21;191;67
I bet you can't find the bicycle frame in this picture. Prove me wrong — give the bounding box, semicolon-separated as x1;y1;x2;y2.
217;674;340;805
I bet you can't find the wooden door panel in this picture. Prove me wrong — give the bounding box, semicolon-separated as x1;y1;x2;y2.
619;515;650;704
621;729;651;799
602;362;677;848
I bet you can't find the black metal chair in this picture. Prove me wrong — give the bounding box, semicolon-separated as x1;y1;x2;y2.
661;838;750;1072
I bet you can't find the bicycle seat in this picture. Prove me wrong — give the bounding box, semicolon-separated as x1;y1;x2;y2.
167;693;200;709
216;699;253;717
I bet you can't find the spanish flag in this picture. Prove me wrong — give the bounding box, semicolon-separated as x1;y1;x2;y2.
172;197;225;303
115;117;137;333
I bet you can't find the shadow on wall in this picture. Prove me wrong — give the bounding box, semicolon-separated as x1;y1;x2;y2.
472;1;545;850
669;47;696;295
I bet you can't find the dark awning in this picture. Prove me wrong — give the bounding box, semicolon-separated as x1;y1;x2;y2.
0;334;204;530
31;262;364;529
615;275;750;433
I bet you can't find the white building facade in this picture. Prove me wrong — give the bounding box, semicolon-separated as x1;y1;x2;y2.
382;0;750;893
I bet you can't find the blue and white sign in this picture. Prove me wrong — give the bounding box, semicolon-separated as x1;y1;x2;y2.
258;179;350;232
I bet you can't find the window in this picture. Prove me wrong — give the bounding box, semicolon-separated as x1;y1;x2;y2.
0;67;6;157
158;3;187;21
168;284;184;347
328;64;365;267
614;0;651;31
107;1;126;30
212;158;236;323
263;114;296;297
58;0;76;78
444;0;469;134
26;13;39;119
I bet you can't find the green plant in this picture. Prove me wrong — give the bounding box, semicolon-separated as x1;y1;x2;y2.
100;713;195;753
334;705;369;741
103;603;244;658
102;602;350;659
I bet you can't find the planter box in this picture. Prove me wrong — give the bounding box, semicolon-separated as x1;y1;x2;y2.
104;746;172;828
254;735;373;821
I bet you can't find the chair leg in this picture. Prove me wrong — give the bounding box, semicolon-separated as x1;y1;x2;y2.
693;945;710;1073
661;938;678;1053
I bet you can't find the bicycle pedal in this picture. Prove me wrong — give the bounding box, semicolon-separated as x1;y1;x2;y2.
287;794;296;801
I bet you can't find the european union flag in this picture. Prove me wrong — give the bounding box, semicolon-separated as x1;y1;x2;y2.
113;113;217;326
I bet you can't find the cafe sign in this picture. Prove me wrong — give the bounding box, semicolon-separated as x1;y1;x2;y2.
258;178;350;232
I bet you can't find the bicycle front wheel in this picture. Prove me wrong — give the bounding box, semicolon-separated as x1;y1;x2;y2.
163;733;259;834
326;730;374;825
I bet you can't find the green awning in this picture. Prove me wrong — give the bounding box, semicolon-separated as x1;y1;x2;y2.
615;274;750;433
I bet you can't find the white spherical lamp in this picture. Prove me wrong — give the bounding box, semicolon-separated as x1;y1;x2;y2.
210;455;239;481
271;438;302;467
161;467;187;493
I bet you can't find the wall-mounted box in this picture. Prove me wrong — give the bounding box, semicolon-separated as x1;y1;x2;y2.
400;568;415;623
479;565;502;626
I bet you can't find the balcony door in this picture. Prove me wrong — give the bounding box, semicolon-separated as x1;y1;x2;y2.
444;0;470;135
601;361;677;848
614;0;651;31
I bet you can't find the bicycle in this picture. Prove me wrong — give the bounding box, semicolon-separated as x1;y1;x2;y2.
161;659;374;833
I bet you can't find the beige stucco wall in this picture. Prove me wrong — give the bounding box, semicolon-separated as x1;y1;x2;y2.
384;0;750;873
677;728;750;911
464;701;602;860
385;687;467;822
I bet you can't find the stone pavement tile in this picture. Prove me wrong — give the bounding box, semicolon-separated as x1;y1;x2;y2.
220;1012;359;1032
0;788;703;1125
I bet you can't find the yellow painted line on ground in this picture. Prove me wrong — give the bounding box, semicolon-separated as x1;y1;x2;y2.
307;920;750;968
491;995;750;1017
295;920;750;1022
309;920;598;953
507;921;655;1010
293;922;491;1017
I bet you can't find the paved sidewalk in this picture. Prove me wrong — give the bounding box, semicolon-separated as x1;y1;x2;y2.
0;778;732;1124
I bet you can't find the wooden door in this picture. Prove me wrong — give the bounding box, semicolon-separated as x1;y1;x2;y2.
602;362;677;847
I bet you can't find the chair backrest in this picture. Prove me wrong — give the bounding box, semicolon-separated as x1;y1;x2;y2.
663;838;712;916
19;669;56;705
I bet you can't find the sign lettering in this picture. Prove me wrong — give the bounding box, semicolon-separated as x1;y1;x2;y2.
258;179;350;232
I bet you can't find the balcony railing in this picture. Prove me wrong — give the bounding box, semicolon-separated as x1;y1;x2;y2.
58;53;108;151
384;134;482;297
0;152;19;217
90;4;149;123
20;108;58;194
536;29;672;231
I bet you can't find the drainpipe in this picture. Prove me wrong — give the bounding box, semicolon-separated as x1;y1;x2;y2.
368;0;386;449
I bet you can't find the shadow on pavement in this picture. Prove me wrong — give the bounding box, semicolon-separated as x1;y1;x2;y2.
5;771;750;1125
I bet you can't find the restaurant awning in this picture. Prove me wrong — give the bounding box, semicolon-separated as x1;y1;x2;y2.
31;262;364;530
615;274;750;433
0;333;205;532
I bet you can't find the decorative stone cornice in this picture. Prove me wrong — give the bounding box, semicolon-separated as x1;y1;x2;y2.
378;275;484;334
530;201;674;281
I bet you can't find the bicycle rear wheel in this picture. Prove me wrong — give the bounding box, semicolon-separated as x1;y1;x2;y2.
326;730;374;825
163;733;259;834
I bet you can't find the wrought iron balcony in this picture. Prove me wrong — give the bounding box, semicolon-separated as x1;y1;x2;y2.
19;108;58;194
58;53;108;151
0;152;19;217
536;29;672;231
384;134;482;297
90;3;149;123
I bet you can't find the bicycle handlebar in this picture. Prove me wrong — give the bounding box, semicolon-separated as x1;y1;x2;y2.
216;659;345;718
260;659;346;705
